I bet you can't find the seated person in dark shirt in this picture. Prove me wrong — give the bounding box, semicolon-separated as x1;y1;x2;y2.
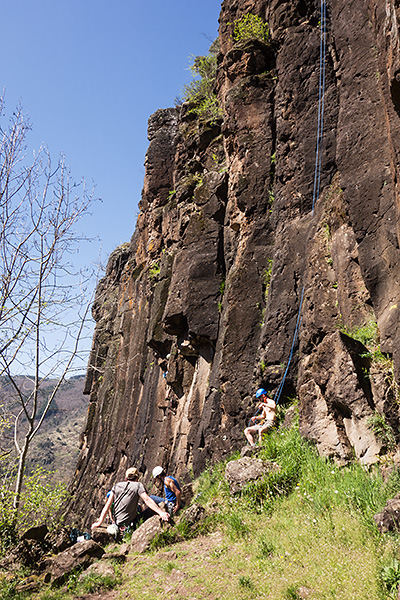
91;467;169;532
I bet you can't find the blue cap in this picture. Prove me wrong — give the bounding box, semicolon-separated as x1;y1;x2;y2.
255;388;267;398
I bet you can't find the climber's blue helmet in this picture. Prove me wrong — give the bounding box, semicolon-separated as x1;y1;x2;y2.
255;388;267;398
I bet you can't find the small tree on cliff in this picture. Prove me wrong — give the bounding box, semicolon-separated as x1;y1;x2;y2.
0;95;96;515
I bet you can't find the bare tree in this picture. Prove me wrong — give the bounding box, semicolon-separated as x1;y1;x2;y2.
0;95;97;513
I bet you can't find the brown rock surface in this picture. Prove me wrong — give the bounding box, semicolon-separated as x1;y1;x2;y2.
225;456;279;494
130;516;170;553
66;0;400;526
43;540;104;586
374;493;400;533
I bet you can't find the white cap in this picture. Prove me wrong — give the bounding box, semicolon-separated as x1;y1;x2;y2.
152;466;164;478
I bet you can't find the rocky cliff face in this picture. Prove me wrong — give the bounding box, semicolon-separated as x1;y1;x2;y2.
67;0;400;526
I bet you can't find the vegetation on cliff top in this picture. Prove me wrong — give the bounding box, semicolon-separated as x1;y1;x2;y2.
181;13;270;123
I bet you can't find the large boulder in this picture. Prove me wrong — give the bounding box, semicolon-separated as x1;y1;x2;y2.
0;539;49;571
180;503;205;526
374;494;400;533
181;482;194;507
21;524;48;542
225;457;279;494
130;515;171;553
44;527;73;554
240;445;262;458
79;561;116;581
299;331;382;465
42;539;104;586
91;526;116;546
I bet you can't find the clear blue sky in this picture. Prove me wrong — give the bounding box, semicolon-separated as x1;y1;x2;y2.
0;1;221;376
1;0;221;265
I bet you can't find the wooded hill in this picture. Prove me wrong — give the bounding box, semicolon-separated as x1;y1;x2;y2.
1;375;89;483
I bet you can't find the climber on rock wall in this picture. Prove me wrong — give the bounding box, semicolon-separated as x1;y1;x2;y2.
244;388;277;446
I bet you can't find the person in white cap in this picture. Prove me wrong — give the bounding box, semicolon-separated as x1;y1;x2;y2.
150;466;182;515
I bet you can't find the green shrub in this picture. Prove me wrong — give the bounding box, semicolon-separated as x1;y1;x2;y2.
0;488;17;553
232;13;270;44
182;40;222;123
341;319;378;347
18;466;69;529
368;411;396;451
149;261;160;280
0;466;68;555
380;558;400;599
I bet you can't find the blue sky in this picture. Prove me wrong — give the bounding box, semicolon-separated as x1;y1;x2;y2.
1;0;221;264
0;1;221;375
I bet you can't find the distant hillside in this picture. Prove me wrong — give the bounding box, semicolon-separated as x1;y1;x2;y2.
0;375;89;484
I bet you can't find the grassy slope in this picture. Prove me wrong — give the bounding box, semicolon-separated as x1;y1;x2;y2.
18;418;400;600
119;425;400;599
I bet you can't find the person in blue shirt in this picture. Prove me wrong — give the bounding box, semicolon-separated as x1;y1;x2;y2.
150;466;182;515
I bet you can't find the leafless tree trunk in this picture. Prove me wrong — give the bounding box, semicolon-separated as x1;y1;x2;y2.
0;95;97;514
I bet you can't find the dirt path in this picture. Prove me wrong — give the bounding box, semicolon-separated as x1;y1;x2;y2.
75;531;225;600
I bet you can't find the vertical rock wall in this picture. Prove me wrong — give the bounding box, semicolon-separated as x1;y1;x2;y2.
68;0;400;526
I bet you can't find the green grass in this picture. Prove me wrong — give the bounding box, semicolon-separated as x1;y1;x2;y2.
119;502;386;599
1;559;122;600
8;424;400;600
380;558;400;599
70;570;120;594
110;424;400;599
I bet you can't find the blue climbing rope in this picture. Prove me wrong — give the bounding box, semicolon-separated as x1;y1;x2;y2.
274;286;305;405
312;0;327;215
273;0;327;405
